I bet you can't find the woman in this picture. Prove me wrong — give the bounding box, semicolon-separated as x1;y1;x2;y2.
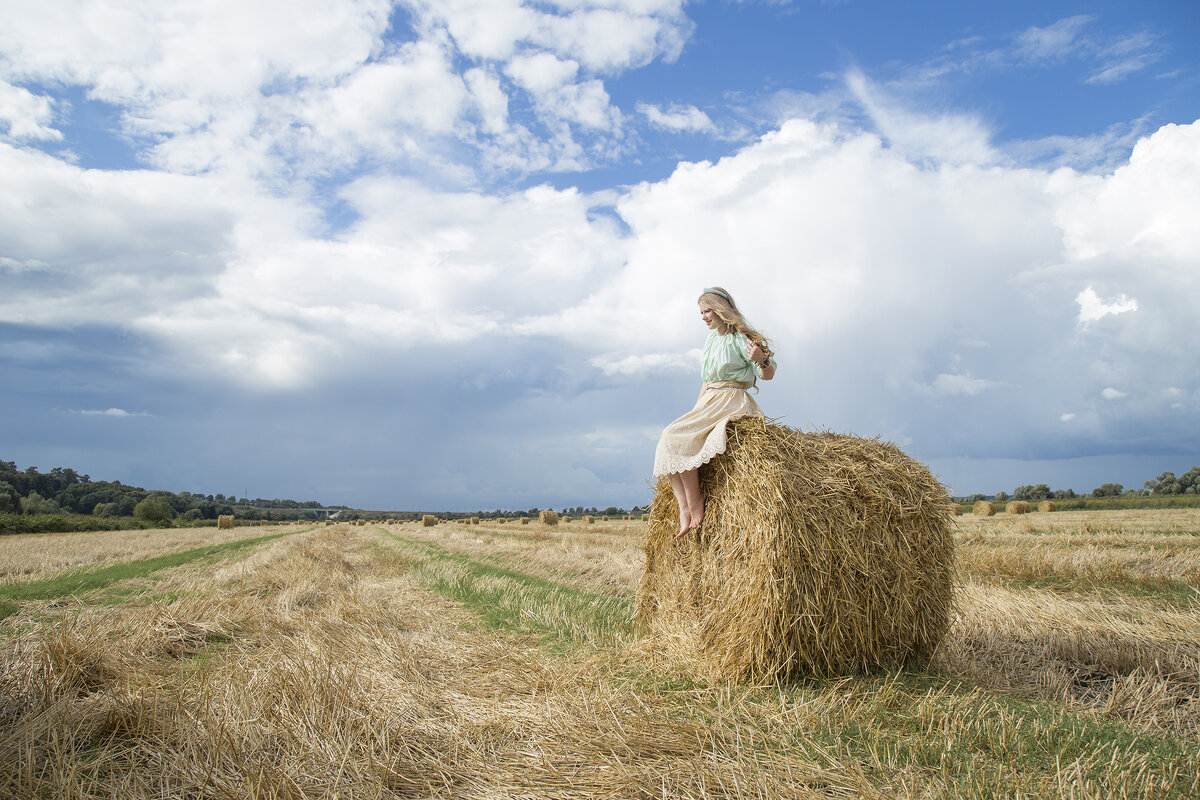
653;287;776;536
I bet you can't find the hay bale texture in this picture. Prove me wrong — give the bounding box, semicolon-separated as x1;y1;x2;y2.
538;510;559;526
422;515;438;527
637;418;955;680
1038;500;1057;512
972;501;995;516
217;515;234;530
1005;501;1030;515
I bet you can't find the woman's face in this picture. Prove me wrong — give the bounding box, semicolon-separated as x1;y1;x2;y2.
699;304;721;330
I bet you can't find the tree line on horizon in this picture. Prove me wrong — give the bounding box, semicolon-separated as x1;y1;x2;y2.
955;466;1200;504
0;460;645;531
0;460;332;525
3;458;1196;533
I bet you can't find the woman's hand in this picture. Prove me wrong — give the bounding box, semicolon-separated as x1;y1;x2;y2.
747;339;766;364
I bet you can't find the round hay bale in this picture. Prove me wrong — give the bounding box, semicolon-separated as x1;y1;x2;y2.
972;501;995;516
638;418;955;680
217;515;234;530
583;515;595;524
470;516;480;525
562;515;573;523
642;514;650;522
538;510;559;526
1005;501;1030;515
422;515;438;527
1037;500;1057;512
520;517;530;525
952;504;963;516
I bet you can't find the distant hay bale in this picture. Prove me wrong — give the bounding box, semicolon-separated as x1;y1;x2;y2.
562;515;573;523
498;518;507;524
602;515;610;521
217;515;234;530
422;515;438;527
952;504;963;516
972;501;995;516
1006;501;1030;515
470;516;480;525
325;520;334;526
1037;500;1057;512
642;514;650;522
583;515;595;524
520;517;530;525
538;510;559;526
638;418;955;681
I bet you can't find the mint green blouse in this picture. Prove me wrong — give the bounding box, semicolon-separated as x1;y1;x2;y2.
700;331;776;385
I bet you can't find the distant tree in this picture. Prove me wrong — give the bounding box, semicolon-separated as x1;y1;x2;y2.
93;502;120;518
1147;467;1200;495
133;496;174;523
0;481;18;514
994;491;1009;502
1052;488;1077;500
180;508;203;521
19;491;62;515
967;493;985;502
1092;483;1123;498
1013;484;1051;502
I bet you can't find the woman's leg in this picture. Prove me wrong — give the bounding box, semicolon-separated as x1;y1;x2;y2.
679;468;704;531
667;472;692;535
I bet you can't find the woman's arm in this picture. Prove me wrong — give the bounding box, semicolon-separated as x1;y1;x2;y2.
747;340;776;381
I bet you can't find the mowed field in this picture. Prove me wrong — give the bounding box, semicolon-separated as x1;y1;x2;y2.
1;510;1197;799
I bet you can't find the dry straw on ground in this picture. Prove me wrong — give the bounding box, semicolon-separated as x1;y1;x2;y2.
539;510;559;526
1006;501;1031;515
973;501;996;516
1038;500;1057;512
217;515;234;530
638;418;956;681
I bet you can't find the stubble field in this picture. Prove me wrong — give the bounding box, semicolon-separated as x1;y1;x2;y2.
1;510;1197;799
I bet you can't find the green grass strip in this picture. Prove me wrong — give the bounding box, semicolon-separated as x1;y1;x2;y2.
0;528;307;620
384;533;634;649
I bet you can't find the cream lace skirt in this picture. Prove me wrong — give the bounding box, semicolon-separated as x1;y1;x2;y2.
652;381;765;476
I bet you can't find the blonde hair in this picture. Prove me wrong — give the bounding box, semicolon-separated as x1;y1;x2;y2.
698;287;773;360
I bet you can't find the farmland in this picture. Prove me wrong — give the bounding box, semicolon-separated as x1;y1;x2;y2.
1;510;1197;799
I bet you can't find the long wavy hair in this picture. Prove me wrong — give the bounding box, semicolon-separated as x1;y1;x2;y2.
698;287;774;360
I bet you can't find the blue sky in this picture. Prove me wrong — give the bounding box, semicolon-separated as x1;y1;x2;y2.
2;0;1198;510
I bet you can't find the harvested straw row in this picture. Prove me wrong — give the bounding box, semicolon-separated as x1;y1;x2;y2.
538;510;559;526
973;501;995;516
422;515;438;527
1006;501;1030;515
638;418;956;680
217;515;234;530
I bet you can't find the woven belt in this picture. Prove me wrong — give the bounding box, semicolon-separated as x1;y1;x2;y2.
703;380;750;390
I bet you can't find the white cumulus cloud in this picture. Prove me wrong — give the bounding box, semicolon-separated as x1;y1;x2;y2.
1076;286;1138;322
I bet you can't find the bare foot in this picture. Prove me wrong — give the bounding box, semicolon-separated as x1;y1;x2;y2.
688;498;705;531
675;509;692;538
